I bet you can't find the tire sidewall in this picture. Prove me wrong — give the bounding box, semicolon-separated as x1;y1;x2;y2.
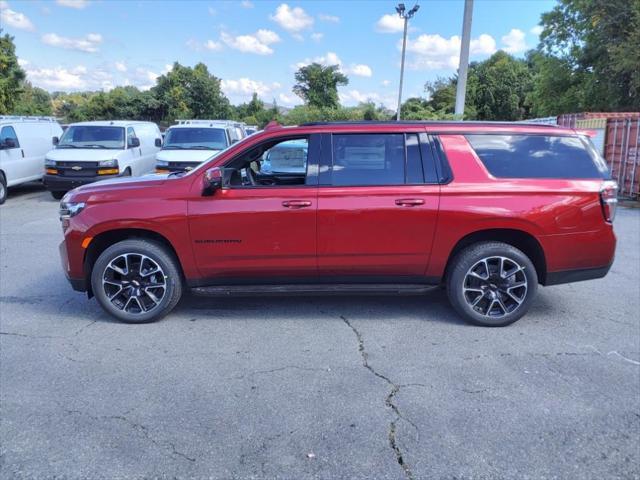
0;173;7;204
91;240;182;323
447;243;538;327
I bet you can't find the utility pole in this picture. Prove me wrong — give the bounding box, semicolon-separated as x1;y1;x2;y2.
454;0;474;118
395;3;420;121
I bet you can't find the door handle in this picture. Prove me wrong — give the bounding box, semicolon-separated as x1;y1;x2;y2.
282;200;312;209
395;198;424;207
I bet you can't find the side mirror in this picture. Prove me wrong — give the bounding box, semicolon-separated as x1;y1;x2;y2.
202;167;223;196
128;137;141;148
231;138;239;144
155;138;162;147
52;136;59;145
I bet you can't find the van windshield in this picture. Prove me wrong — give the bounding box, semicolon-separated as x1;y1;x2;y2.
58;126;125;149
163;127;228;150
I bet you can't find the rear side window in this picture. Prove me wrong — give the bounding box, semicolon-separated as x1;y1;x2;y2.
466;134;609;179
1;126;20;148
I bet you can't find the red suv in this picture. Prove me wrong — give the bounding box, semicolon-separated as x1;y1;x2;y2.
58;121;617;327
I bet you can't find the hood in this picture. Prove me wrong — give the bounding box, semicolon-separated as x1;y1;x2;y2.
156;149;220;163
66;173;169;201
45;148;125;162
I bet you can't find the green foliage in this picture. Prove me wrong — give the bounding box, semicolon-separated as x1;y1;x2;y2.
293;63;348;109
152;62;231;121
14;82;52;116
0;30;26;114
537;0;640;111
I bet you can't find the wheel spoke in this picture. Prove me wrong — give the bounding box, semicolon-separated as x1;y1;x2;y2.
143;287;162;305
471;291;486;307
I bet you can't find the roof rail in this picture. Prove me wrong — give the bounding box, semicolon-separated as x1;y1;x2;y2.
0;115;58;123
299;120;560;128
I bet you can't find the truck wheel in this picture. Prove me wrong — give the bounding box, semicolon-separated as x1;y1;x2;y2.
0;173;6;204
91;239;183;323
51;191;65;200
446;242;538;327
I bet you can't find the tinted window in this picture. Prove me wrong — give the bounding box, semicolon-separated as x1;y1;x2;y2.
0;126;19;148
164;127;228;150
59;126;124;149
405;134;424;184
332;134;405;186
466;134;609;179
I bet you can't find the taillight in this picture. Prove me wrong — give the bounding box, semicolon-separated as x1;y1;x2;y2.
599;180;618;223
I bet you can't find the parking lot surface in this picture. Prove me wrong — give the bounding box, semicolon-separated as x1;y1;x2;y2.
1;183;639;480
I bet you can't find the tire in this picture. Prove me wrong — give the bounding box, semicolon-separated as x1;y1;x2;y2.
0;173;7;205
446;241;538;327
91;239;183;323
51;191;65;200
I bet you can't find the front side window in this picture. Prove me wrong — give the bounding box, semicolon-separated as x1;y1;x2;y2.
0;126;19;149
163;127;229;151
224;137;309;187
58;126;125;149
466;134;610;179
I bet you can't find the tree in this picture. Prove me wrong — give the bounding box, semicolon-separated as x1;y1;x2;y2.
152;62;231;121
538;0;640;111
400;97;437;120
0;30;26;114
14;82;52;115
293;63;348;109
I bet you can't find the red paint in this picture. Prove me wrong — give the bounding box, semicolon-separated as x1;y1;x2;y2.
59;122;616;289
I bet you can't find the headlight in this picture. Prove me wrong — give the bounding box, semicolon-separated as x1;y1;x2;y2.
156;160;169;167
98;159;118;167
45;158;56;167
59;201;86;220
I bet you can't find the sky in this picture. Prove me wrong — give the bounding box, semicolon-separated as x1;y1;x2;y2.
1;0;556;109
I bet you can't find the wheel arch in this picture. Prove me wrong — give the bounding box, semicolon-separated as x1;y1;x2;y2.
84;228;185;297
444;228;547;284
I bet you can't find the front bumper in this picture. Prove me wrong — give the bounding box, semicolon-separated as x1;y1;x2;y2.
59;239;87;292
44;173;119;192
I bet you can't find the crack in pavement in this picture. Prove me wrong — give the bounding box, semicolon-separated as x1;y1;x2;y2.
231;365;330;380
64;409;196;463
340;315;418;480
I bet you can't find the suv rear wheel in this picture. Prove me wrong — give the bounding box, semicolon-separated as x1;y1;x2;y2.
447;242;538;327
91;239;183;323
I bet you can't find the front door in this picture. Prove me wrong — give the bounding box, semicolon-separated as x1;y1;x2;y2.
317;132;441;279
188;135;320;281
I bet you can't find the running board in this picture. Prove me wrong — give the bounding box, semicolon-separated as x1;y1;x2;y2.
190;283;438;297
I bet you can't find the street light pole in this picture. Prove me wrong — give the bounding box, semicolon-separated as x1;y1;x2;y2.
454;0;474;118
395;3;419;121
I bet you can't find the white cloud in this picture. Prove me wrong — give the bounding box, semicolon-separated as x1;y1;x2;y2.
339;89;396;108
208;6;216;15
278;92;301;106
318;13;339;23
381;79;391;87
530;25;544;36
270;3;313;33
0;1;35;31
404;33;496;70
311;32;323;42
501;28;527;54
240;0;254;8
295;52;372;77
115;61;127;72
375;14;404;33
42;32;103;53
25;64;111;90
204;40;223;51
56;0;89;8
221;29;281;55
349;64;373;77
221;78;281;97
17;57;29;67
187;38;223;51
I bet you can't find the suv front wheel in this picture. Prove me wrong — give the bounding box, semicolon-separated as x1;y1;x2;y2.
91;239;183;323
447;242;538;327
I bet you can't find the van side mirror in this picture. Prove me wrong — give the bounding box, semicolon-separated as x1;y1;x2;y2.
155;138;162;147
52;136;59;145
202;167;223;196
1;138;16;149
128;137;140;148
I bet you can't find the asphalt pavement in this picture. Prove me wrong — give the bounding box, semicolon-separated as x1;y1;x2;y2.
1;183;639;480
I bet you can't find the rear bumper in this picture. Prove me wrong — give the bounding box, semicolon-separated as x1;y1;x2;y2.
44;173;118;192
544;262;613;286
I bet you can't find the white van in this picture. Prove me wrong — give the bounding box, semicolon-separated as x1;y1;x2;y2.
43;120;162;199
0;116;63;204
155;120;246;173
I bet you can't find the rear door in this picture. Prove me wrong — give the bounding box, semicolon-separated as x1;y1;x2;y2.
317;131;441;279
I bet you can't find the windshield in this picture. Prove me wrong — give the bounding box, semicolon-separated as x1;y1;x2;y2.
163;127;228;150
58;126;125;149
